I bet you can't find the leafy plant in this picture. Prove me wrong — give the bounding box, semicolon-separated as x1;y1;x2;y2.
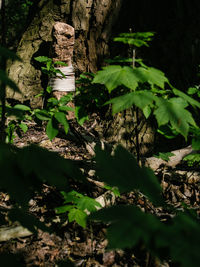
34;56;68;98
55;190;102;228
89;145;200;267
2;104;32;143
33;94;74;140
92;32;200;141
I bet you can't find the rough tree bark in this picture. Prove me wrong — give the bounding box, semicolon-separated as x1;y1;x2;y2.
6;0;154;155
7;0;123;106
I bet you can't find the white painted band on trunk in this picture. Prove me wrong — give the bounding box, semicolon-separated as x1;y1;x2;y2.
49;66;75;92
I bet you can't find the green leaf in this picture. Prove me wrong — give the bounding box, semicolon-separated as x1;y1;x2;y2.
61;190;84;205
173;88;200;109
133;67;169;89
58;106;74;112
0;70;20;92
143;105;152;119
19;123;28;133
46;118;59;140
46;85;52;93
54;112;69;134
54;61;68;66
154;152;175;161
46;61;52;71
89;205;162;249
154;97;196;139
95;145;164;206
77;196;102;212
34;109;51;120
34;56;52;63
75;106;89;125
55;205;75;214
107;91;155;114
93;65;139;92
187;87;198;95
68;208;87;228
93;65;168;93
13;104;31;111
114;32;155;47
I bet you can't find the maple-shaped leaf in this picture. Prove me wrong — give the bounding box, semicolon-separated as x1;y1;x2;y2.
68;208;87;228
133;67;169;89
92;65;139;92
154;97;196;139
77;196;102;212
93;65;168;93
107;91;156;114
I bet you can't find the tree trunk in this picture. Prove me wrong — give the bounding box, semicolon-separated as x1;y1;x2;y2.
6;0;155;155
7;0;123;107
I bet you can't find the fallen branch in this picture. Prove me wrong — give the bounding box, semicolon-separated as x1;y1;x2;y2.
145;146;195;170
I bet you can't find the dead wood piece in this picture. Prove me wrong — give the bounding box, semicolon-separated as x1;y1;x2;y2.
145;146;194;170
0;225;32;242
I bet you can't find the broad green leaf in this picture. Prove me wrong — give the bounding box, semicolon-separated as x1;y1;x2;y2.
59;94;73;105
46;61;52;71
54;61;68;66
0;70;20;92
133;67;169;89
95;145;163;205
46;118;59;140
34;109;51;120
154;97;196;139
46;85;52;93
13;104;31;111
55;205;75;214
61;190;83;204
18;145;85;188
77;196;102;212
58;106;74;112
68;208;87;228
107;91;155;114
54;112;69;134
93;65;139;92
34;56;51;63
143;105;152;119
19;123;28;133
89;205;162;249
173;88;200;109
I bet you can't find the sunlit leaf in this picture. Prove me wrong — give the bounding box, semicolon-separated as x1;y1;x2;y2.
93;65;139;92
154;97;196;139
68;208;87;228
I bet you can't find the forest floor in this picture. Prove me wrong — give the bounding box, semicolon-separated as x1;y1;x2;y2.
0;118;200;267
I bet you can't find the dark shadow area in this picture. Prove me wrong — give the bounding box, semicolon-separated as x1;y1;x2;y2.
111;0;200;90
